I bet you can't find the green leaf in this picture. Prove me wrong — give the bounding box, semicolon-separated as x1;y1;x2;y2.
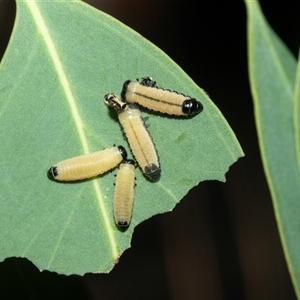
0;0;243;275
245;0;300;296
295;52;300;174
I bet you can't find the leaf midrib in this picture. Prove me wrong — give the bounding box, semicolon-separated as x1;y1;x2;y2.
24;0;119;260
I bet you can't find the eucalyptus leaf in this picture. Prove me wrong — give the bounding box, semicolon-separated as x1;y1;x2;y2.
295;52;300;174
246;1;300;296
0;0;243;275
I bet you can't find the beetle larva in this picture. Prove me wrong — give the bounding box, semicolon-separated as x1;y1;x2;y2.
47;146;127;181
113;159;136;230
121;77;203;116
104;93;160;181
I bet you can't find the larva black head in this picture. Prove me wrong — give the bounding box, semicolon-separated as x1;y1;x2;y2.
104;93;127;112
117;145;127;160
139;77;156;87
144;164;161;181
182;98;203;116
122;159;136;167
117;220;129;231
121;80;131;101
47;166;58;180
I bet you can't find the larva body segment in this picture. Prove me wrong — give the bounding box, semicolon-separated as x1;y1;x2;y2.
118;105;160;181
121;77;203;117
47;146;127;181
113;159;136;230
104;94;161;181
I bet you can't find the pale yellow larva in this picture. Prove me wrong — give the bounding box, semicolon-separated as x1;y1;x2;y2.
104;94;160;181
121;77;203;116
47;146;127;181
113;159;136;230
